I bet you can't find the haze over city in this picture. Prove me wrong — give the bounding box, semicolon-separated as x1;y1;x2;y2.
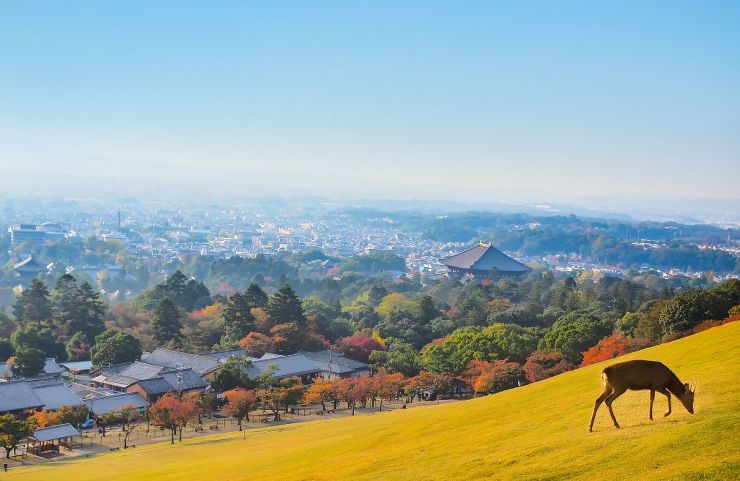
2;1;739;219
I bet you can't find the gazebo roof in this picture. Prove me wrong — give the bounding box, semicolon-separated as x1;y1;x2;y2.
32;423;80;442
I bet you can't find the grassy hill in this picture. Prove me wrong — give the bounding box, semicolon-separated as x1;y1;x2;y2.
11;322;740;481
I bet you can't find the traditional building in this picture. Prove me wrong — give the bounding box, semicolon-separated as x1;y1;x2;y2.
441;241;531;278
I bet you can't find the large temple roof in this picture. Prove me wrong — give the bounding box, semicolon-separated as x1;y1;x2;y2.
441;241;531;273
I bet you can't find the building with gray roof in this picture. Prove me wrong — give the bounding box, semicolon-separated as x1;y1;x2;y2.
0;380;44;415
84;392;149;416
141;348;221;376
32;423;80;442
441;241;531;278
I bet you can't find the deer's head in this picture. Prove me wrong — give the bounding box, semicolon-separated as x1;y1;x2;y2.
680;382;695;414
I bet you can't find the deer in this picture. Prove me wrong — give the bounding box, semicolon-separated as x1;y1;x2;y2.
589;360;695;432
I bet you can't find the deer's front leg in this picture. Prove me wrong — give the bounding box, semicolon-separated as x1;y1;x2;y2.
658;388;671;417
649;389;655;421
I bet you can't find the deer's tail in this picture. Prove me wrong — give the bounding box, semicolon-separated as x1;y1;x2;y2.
601;371;608;388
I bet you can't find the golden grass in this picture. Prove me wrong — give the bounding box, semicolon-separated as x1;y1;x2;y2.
10;322;740;481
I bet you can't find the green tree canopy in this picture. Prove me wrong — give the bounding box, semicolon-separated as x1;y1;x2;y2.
90;329;142;368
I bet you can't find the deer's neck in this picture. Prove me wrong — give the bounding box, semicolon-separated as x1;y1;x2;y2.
666;375;686;397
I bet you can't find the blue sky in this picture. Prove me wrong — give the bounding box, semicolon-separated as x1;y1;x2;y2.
1;1;738;201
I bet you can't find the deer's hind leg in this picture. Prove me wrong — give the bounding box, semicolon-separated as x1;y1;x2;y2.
605;387;627;429
589;386;613;432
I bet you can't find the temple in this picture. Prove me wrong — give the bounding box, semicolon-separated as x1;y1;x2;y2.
441;241;531;278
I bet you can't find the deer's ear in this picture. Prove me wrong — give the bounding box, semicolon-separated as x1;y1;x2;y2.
684;382;691;391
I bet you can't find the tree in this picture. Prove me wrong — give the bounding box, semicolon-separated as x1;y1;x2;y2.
148;394;184;444
10;325;65;359
538;314;611;363
369;338;421;377
66;281;105;341
658;290;724;335
580;333;649;367
337;378;361;415
0;338;13;361
0;414;33;458
90;330;142;368
13;347;45;377
65;332;90;361
53;273;80;326
211;357;253;392
222;293;256;341
304;379;339;411
257;376;304;421
376;310;431;348
336;334;386;363
367;285;388;307
152;298;183;346
472;360;525;395
238;331;274;357
15;278;52;326
266;284;307;327
404;371;452;402
351;307;381;330
223;388;257;430
244;283;268;308
418;295;438;323
523;350;574;383
376;293;419;318
269;323;302;353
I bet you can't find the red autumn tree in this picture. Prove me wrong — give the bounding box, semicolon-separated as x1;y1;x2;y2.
523;350;574;383
336;334;386;362
223;388;257;431
580;333;650;367
147;394;181;444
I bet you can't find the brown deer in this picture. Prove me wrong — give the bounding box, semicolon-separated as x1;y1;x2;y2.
589;360;695;432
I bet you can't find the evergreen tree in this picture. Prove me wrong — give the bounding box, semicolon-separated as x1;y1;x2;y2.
266;284;306;327
418;295;438;323
13;347;46;377
67;281;106;341
53;273;80;326
368;285;388;307
152;298;183;345
15;278;52;326
244;283;268;308
222;292;255;340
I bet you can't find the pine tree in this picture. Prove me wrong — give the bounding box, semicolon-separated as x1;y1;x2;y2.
53;273;80;326
244;283;268;308
17;278;52;327
266;284;306;327
222;293;255;340
67;282;106;341
152;298;183;346
418;295;438;323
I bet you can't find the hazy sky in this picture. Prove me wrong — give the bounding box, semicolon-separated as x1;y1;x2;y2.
1;1;739;201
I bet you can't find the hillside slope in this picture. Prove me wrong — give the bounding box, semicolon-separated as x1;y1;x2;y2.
11;322;740;481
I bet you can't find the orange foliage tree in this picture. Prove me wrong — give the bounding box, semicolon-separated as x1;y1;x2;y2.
303;378;340;411
523;350;574;383
223;388;257;431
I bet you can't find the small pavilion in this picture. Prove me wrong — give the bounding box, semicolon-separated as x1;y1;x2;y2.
28;423;81;456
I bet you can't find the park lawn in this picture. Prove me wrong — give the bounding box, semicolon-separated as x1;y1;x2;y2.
10;321;740;481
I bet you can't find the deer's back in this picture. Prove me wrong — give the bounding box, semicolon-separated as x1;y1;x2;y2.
603;360;675;390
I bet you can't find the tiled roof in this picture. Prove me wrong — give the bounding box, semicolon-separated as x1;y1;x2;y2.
441;241;531;273
33;423;80;442
84;393;148;415
141;348;220;375
135;377;173;395
43;358;64;375
59;361;93;372
0;381;44;412
205;349;256;362
30;382;84;410
119;361;166;380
